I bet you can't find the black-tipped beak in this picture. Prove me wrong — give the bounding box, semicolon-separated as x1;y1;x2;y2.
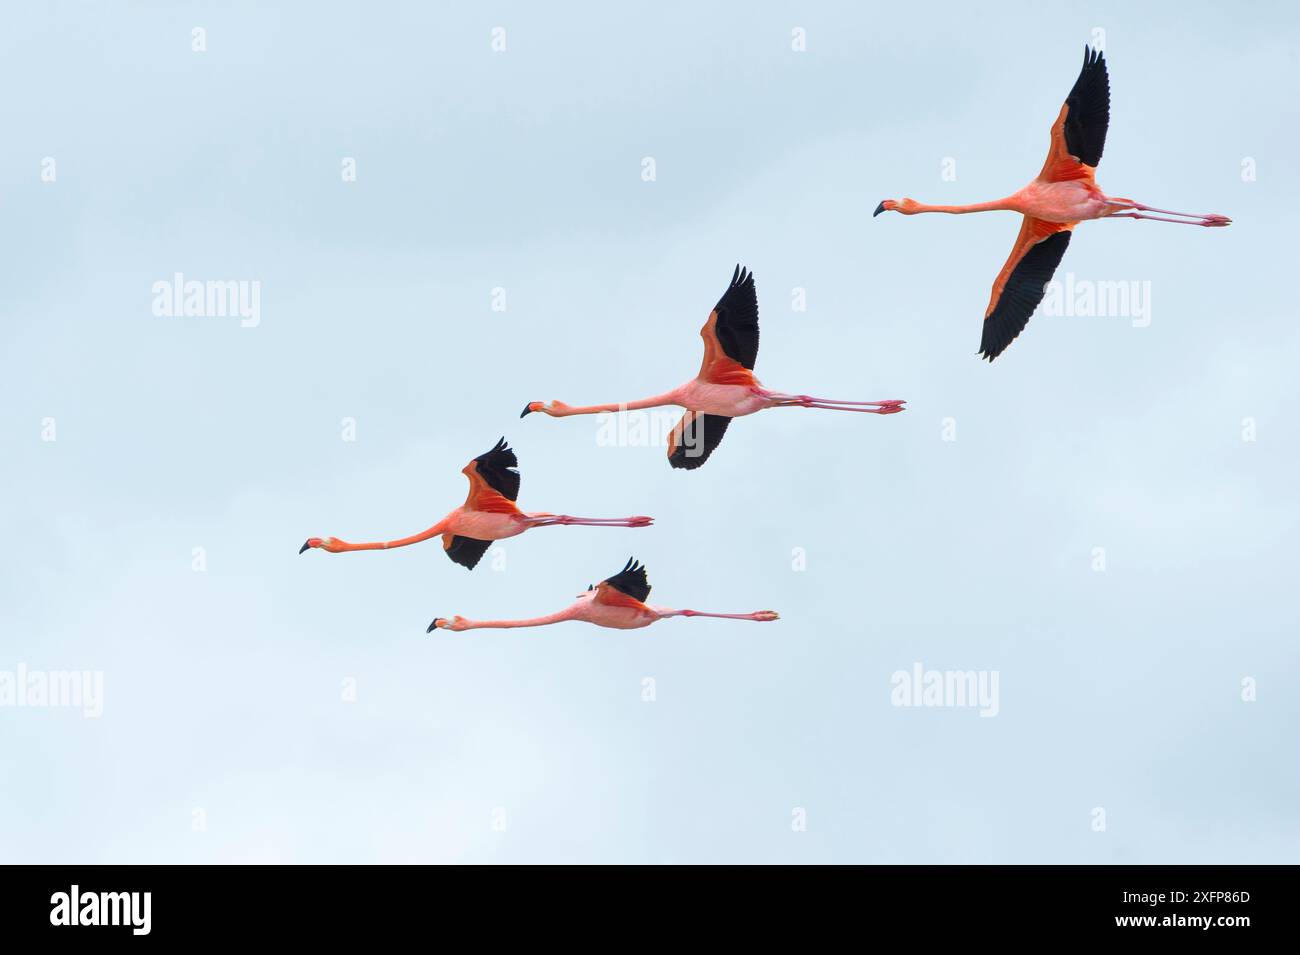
519;403;533;418
299;540;311;554
873;201;887;218
427;618;443;633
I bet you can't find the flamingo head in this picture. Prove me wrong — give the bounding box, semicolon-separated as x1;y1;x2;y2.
874;198;916;216
299;536;341;554
428;615;467;632
520;400;570;418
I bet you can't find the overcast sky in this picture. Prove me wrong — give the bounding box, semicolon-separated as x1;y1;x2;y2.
2;0;1296;863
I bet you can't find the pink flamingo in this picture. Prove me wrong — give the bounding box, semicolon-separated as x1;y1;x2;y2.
428;557;779;632
300;438;651;570
875;46;1231;360
521;266;904;469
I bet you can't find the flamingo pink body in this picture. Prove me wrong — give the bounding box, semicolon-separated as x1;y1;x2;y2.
875;47;1230;360
522;266;904;470
428;558;779;632
435;594;657;631
300;438;651;570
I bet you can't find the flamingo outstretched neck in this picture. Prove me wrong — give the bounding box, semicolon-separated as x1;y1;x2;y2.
521;390;682;419
300;520;447;554
874;198;1017;216
428;609;577;632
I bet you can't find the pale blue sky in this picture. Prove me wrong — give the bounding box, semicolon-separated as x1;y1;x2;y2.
2;1;1297;863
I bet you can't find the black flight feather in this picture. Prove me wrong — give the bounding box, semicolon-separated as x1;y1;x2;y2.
979;230;1072;361
473;437;521;501
445;535;492;570
713;265;760;369
668;412;732;470
1063;46;1110;168
603;557;651;603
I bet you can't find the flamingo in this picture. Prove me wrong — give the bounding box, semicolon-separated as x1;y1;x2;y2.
520;266;905;469
299;438;652;570
874;46;1231;361
427;557;778;632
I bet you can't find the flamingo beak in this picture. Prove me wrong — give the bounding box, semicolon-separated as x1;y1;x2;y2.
298;539;311;554
427;618;444;633
519;403;535;418
873;201;887;217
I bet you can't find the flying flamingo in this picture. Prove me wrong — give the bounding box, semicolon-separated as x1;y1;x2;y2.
299;438;652;570
427;557;779;632
520;266;905;469
874;46;1231;361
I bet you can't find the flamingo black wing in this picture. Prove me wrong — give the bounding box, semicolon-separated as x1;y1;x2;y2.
711;265;760;369
444;535;492;570
667;411;732;470
603;557;651;602
472;437;521;501
1063;46;1110;168
979;222;1072;361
